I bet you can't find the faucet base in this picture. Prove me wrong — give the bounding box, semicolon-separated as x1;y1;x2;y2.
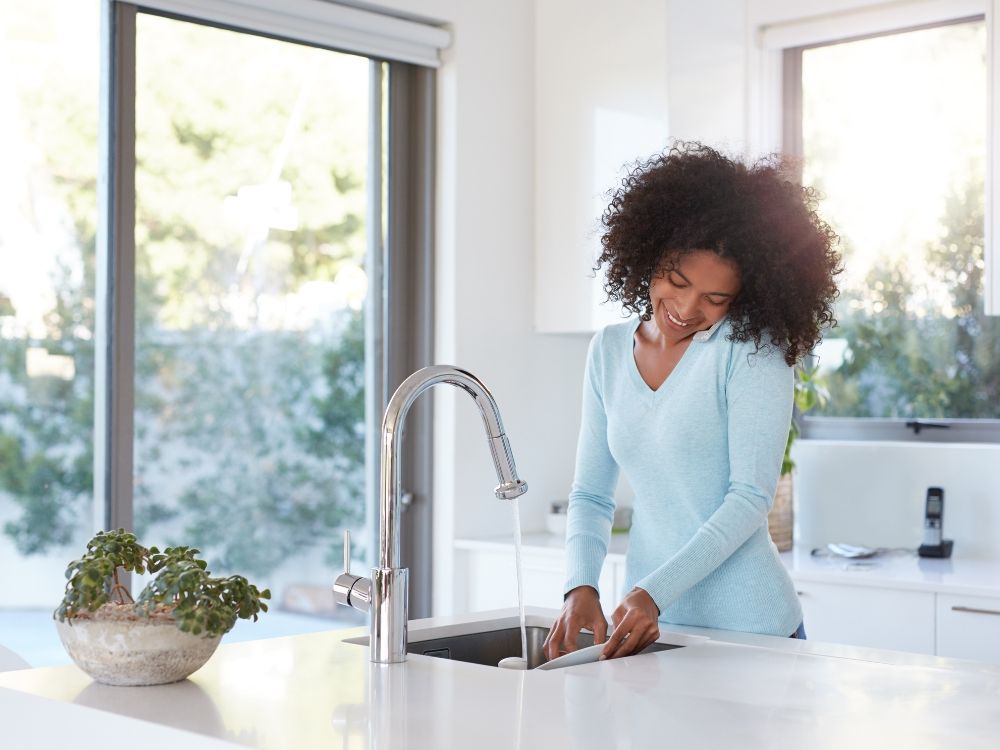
370;567;409;664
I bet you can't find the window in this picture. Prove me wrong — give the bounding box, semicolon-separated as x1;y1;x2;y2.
131;13;374;633
0;0;100;667
0;0;439;666
784;17;1000;441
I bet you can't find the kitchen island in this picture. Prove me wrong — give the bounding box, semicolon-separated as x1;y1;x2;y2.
1;607;999;749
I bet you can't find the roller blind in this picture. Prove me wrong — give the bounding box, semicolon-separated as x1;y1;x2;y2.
131;0;451;67
758;0;983;50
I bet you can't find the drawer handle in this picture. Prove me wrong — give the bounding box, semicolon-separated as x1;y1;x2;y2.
951;605;1000;617
795;591;805;596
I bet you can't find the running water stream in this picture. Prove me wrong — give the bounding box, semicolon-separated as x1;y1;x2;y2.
511;499;528;665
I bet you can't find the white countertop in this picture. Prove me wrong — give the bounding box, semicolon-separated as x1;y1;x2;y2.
457;534;1000;598
2;608;1000;749
780;547;1000;597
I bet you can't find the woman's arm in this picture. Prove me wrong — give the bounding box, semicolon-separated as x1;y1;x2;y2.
563;330;619;595
633;344;794;613
543;330;619;659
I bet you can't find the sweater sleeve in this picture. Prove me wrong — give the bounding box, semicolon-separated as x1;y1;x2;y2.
634;344;793;613
563;329;619;597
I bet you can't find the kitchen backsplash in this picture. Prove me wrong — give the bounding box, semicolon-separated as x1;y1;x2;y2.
793;440;1000;559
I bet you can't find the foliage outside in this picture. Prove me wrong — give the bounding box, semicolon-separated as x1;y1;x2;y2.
56;529;270;638
0;8;369;592
817;177;1000;419
802;21;1000;421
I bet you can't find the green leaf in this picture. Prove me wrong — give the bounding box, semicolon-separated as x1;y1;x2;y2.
57;530;269;638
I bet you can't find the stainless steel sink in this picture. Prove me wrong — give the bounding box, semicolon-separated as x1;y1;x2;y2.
349;625;681;669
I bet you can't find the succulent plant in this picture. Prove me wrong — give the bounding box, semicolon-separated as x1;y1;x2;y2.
56;529;270;638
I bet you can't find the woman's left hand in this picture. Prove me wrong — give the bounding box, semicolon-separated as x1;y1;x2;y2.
600;587;661;660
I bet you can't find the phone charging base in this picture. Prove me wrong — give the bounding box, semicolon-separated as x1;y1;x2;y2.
918;539;953;558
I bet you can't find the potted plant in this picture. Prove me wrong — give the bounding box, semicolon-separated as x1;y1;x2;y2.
54;529;270;686
768;365;829;552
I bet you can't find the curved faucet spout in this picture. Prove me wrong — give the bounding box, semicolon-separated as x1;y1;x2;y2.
334;365;528;663
379;365;528;570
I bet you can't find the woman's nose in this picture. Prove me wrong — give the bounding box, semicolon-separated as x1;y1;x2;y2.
675;292;698;319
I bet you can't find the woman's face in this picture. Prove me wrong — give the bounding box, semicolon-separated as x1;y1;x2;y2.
648;250;741;344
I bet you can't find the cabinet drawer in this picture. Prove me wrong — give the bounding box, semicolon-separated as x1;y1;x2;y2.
936;593;1000;665
795;581;935;654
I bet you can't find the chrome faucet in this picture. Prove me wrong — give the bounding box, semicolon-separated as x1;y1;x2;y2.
333;365;528;663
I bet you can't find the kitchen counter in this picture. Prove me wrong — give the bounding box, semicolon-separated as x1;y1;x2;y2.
2;607;999;749
456;533;1000;597
779;546;1000;597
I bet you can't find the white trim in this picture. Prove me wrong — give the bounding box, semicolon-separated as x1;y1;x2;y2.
759;0;984;49
802;417;1000;442
131;0;451;67
989;0;1000;314
745;37;783;156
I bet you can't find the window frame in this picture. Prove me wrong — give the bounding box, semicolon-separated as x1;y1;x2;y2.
94;0;437;603
774;10;1000;443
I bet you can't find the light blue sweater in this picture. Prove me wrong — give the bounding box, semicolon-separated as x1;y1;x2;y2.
564;317;803;636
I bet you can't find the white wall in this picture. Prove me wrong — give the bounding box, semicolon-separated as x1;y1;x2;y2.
794;441;1000;557
666;0;745;148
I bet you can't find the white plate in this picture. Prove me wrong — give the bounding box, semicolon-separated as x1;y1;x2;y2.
535;643;607;671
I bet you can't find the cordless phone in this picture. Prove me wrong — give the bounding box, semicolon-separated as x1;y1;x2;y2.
922;487;943;547
918;487;953;558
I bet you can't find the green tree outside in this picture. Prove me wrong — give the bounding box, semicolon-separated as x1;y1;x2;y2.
1;8;371;585
820;173;1000;419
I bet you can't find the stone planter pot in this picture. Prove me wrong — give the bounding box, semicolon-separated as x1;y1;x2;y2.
55;606;222;686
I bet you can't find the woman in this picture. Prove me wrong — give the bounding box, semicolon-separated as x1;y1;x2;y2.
543;142;841;662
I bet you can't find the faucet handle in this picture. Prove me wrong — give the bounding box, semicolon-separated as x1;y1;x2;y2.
333;529;372;612
343;529;352;574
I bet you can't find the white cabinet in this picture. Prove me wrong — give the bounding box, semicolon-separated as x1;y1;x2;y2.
611;561;626;607
456;545;623;616
460;547;562;612
533;0;669;333
936;593;1000;665
794;581;936;655
590;558;626;616
794;581;1000;663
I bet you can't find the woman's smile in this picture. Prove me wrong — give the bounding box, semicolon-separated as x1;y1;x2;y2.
650;250;741;343
664;308;690;328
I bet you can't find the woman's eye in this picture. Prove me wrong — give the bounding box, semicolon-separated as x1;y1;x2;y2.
706;297;727;307
667;274;686;287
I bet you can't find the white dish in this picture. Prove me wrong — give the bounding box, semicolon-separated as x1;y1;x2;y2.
497;656;528;670
535;643;607;671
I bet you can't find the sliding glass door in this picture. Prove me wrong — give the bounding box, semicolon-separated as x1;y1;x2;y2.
0;0;435;666
130;13;374;636
0;0;101;666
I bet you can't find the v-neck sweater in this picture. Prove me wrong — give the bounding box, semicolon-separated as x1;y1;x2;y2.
564;318;803;636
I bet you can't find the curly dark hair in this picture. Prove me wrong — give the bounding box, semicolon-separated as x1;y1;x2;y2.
598;142;842;366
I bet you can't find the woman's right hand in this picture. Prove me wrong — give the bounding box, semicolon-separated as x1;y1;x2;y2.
542;585;609;662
